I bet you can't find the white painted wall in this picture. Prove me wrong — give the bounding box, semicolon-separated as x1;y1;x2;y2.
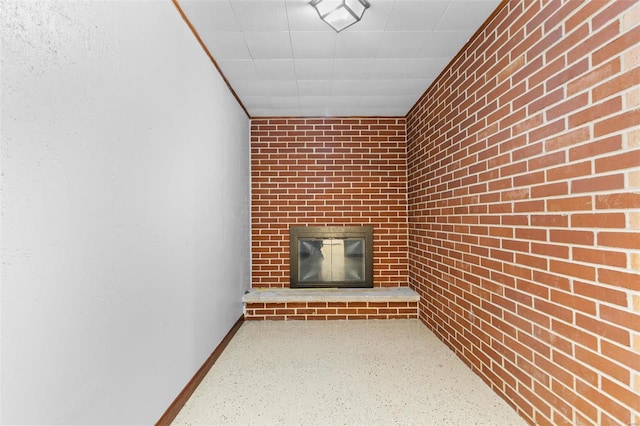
0;1;250;423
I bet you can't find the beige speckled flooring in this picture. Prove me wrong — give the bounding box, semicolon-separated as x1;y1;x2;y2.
172;320;526;425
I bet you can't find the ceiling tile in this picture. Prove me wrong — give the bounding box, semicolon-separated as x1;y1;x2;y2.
334;31;384;59
363;79;432;95
233;80;298;98
349;0;395;31
297;80;332;95
376;31;430;58
249;107;288;116
294;59;334;80
359;95;416;109
369;58;449;79
268;96;300;108
331;96;361;107
296;107;331;116
290;31;337;59
262;80;299;96
386;1;449;31
435;1;501;31
267;107;305;116
326;107;359;116
229;0;289;31
199;31;251;60
231;80;268;98
417;31;473;57
406;57;451;77
254;59;296;80
331;80;367;96
243;32;292;59
242;96;272;109
217;60;259;81
179;1;239;31
357;106;408;116
332;59;374;79
299;96;332;107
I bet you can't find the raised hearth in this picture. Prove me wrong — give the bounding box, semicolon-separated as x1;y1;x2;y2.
242;287;419;321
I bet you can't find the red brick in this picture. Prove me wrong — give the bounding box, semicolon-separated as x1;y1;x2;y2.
533;381;573;422
306;315;327;320
576;313;630;346
573;173;626;193
594;66;640;102
286;315;306;320
592;1;636;30
594;110;640;137
592;24;640;65
573;280;628;306
531;214;568;227
567;57;621;96
568;19;620;64
598;232;640;250
552;349;598;385
568;135;622;162
528;119;566;143
568;97;622;128
546;93;589;120
549;229;594;245
598;268;640;291
517;253;548;271
547;161;592;182
533;298;572;322
551;379;598;423
595;149;640;173
531;243;569;259
547;196;592;212
576;380;630;424
571;212;626;228
549;259;596;281
600;305;640;333
573;247;627;268
552;320;597;351
601;340;640;372
601;377;640;413
531;182;568;198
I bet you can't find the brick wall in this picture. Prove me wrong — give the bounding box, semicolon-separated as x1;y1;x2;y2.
406;1;640;424
251;118;408;288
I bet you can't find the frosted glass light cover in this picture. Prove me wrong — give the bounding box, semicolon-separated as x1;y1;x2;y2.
310;0;370;32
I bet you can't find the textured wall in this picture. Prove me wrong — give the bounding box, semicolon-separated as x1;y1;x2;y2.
251;118;408;288
1;1;250;424
406;0;640;424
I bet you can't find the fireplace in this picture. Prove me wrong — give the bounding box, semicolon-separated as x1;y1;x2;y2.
289;226;373;288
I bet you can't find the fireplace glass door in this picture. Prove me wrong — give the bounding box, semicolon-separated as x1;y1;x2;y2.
290;226;373;288
298;238;365;283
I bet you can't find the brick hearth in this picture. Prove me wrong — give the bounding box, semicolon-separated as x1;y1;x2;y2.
243;287;419;321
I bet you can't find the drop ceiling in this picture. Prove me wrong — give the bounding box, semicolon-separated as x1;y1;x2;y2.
178;0;502;117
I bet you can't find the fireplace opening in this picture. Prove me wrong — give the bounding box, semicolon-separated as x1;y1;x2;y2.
290;226;373;288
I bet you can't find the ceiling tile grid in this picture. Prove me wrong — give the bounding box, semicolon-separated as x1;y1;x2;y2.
179;0;501;117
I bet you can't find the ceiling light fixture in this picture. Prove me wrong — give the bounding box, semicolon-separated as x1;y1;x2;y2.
310;0;370;33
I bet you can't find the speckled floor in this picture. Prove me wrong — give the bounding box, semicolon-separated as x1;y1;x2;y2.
172;320;525;425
